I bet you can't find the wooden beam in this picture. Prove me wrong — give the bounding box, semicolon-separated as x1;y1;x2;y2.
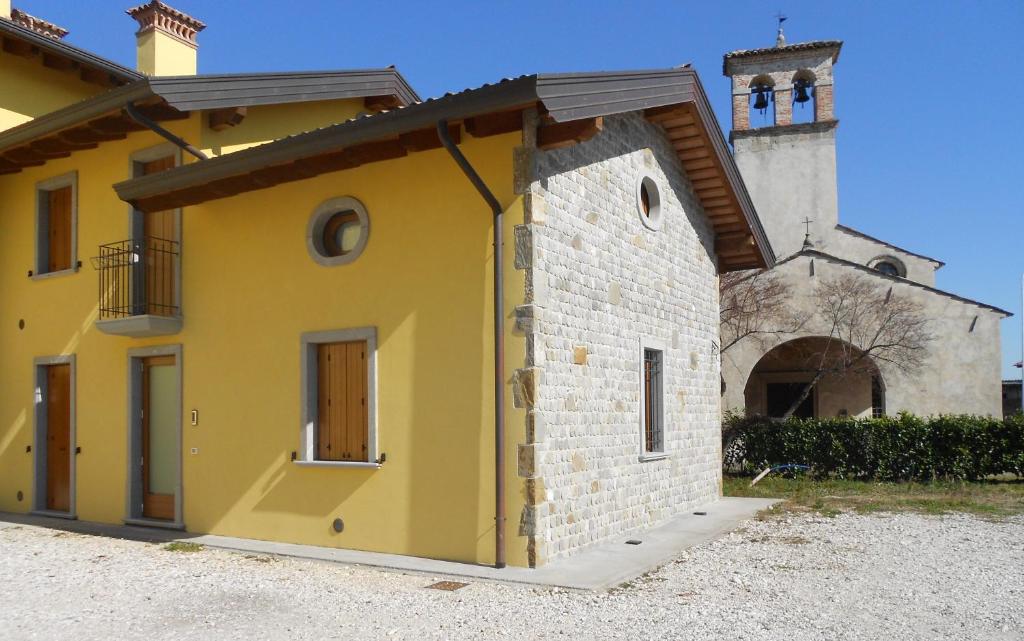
673;136;705;151
79;67;117;87
41;53;76;71
691;177;724;190
537;117;603;150
398;123;461;152
2;37;35;58
57;128;127;145
678;147;709;162
364;95;402;111
701;197;732;208
134;103;190;122
644;104;695;125
3;147;58;163
696;186;729;199
208;106;247;132
465;110;523;138
686;167;719;181
682;157;716;172
87;115;146;135
31;138;97;155
664;124;701;139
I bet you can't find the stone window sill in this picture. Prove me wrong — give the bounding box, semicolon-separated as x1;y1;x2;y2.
293;460;381;470
638;452;669;463
31;266;79;281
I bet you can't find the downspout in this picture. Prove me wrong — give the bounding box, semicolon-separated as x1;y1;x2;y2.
124;102;208;161
436;119;506;569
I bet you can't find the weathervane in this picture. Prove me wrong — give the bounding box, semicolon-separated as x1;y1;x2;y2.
775;11;787;47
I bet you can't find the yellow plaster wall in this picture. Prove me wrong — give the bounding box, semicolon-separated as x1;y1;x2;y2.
0;52;104;132
199;100;370;157
0;121;530;566
136;30;196;77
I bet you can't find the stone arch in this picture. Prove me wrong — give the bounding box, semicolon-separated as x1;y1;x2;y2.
743;336;885;418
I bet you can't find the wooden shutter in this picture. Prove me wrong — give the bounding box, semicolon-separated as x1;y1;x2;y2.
47;186;72;273
316;341;368;461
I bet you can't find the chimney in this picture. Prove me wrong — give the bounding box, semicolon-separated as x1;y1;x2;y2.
126;1;205;76
0;1;10;20
9;9;70;40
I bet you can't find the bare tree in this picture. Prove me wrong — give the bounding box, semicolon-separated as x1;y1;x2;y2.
779;273;933;419
720;269;808;353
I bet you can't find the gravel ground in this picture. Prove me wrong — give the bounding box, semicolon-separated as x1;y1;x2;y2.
1;511;1021;641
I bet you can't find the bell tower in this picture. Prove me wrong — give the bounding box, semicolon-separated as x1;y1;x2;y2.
724;30;843;257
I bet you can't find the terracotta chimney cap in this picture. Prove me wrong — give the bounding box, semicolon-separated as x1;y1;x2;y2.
127;1;205;47
10;8;69;40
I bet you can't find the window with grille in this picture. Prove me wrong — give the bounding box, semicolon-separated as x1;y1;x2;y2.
34;172;77;277
642;347;665;455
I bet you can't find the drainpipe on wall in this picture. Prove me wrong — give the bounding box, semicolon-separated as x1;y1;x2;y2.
436;119;506;569
124;103;208;162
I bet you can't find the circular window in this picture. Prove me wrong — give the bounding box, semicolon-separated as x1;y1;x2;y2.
636;173;663;230
307;196;369;266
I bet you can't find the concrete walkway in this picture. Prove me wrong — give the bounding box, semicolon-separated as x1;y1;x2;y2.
0;497;777;591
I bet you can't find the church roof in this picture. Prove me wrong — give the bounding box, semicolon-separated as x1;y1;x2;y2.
835;224;945;268
778;249;1011;317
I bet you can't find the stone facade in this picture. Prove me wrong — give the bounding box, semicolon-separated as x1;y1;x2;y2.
514;113;724;564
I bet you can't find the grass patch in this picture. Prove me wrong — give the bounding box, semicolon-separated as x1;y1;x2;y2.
163;541;204;553
724;474;1024;519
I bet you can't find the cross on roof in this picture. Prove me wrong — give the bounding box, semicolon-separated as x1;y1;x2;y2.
802;217;814;235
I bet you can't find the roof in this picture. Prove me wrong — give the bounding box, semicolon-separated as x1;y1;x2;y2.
110;68;776;271
0;17;141;85
778;249;1011;317
835;224;945;268
723;40;842;75
0;68;421;173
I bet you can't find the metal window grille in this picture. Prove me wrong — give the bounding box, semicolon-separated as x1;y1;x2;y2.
91;237;179;319
643;348;664;453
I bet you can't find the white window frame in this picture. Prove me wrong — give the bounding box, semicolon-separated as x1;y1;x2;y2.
638;337;668;461
33;171;79;280
298;327;380;468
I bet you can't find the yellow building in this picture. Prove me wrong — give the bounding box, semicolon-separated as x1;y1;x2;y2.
0;2;773;568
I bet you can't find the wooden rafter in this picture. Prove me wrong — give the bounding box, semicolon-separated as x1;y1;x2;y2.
537;117;603;150
208;106;247;132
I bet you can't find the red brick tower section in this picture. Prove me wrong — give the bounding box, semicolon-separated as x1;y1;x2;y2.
723;39;842;134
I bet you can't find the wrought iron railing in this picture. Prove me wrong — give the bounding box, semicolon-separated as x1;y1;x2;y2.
91;237;179;320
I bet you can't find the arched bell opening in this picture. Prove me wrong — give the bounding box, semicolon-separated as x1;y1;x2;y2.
748;74;776;128
743;336;885;419
791;69;817;125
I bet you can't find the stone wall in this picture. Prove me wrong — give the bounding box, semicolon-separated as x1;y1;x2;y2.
721;254;1006;418
515;112;723;564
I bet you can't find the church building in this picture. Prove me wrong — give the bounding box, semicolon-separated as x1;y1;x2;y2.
720;30;1009;419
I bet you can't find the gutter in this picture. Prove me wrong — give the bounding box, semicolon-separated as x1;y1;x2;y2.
436;119;507;569
124;102;208;161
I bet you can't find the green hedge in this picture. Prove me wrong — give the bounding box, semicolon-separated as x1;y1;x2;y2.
723;413;1024;481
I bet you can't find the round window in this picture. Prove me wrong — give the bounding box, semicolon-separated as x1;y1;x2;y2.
636;173;663;230
307;196;369;266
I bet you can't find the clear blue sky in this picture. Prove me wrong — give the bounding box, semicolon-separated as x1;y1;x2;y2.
24;0;1024;378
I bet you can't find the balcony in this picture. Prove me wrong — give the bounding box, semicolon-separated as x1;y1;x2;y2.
91;237;181;337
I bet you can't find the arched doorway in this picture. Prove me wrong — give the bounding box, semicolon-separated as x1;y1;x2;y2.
743;337;885;419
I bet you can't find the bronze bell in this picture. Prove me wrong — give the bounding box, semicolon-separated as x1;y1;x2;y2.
751;88;769;112
794;79;813;104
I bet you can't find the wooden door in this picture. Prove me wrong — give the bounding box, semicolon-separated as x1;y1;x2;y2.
45;364;71;512
317;341;368;461
141;355;177;520
141;156;176;315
